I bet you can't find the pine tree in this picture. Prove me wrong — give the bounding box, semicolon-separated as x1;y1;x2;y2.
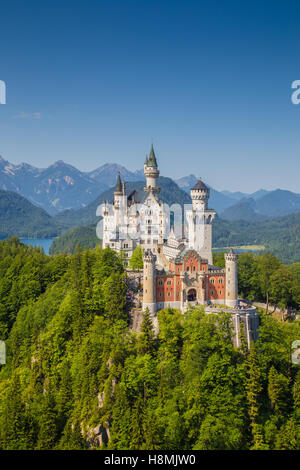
102;272;127;322
2;373;33;449
70;421;87;449
268;366;290;416
275;418;299;450
58;419;87;450
138;308;155;354
109;383;131;449
36;392;57;450
245;342;264;449
129;396;145;449
57;361;73;428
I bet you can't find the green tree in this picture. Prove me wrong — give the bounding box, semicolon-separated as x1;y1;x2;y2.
245;343;265;449
269;267;293;311
275;418;299;450
130;396;145;449
268;366;290;416
138;308;156;354
129;246;144;270
102;272;127;322
290;263;300;309
36;392;57;450
238;252;259;300
255;253;281;313
58;419;87;450
1;373;33;449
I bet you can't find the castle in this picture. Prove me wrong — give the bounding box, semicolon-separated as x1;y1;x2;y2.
102;146;259;347
102;144;216;263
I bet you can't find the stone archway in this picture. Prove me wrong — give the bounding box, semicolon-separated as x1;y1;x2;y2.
187;288;197;302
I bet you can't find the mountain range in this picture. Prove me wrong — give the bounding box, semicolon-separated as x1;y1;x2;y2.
1;186;300;263
220;190;300;221
0;156;300;219
175;173;300;220
0;177;191;237
0;156;108;215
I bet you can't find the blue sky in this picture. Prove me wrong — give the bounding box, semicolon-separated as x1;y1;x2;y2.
0;0;300;193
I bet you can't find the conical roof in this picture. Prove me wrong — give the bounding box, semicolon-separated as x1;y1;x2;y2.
115;171;122;192
147;144;158;168
191;178;208;191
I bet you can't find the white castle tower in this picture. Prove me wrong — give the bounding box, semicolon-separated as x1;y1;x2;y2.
144;144;160;194
225;248;239;307
186;179;216;264
142;249;157;314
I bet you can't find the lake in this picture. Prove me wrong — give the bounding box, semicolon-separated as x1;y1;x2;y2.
12;240;264;257
213;247;265;254
20;238;55;255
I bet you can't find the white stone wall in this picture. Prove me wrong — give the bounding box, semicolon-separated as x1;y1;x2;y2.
225;254;238;307
186;209;214;264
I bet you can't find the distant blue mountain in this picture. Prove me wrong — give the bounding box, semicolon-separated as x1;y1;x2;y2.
1;156;299;219
220;190;300;220
221;189;270;200
0;156;108;215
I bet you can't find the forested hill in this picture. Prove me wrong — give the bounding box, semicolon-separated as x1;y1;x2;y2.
0;190;63;238
49;224;99;254
53;177;192;228
49;212;300;263
213;213;300;263
0;238;299;450
1;187;300;264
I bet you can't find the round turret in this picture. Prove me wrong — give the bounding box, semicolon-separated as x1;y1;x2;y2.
190;179;210;210
144;145;160;193
225;248;239;307
143;249;157;314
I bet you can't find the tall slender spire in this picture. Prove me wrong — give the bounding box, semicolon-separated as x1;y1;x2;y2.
147;144;157;168
115;171;122;193
144;144;160;193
